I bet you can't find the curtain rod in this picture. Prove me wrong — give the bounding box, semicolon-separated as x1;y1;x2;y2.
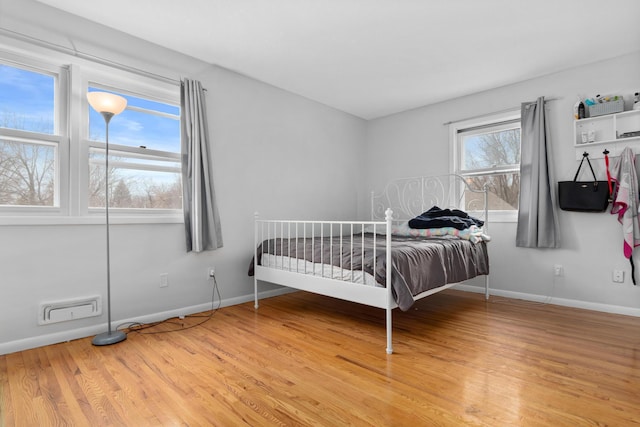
0;26;181;86
442;97;561;126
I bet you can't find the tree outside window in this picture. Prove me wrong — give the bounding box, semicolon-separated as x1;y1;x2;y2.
87;87;182;211
452;113;521;217
0;63;58;208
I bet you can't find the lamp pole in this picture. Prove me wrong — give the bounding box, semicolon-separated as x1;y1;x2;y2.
87;92;127;346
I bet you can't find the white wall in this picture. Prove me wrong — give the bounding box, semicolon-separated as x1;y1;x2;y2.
365;51;640;314
0;0;366;353
2;0;638;355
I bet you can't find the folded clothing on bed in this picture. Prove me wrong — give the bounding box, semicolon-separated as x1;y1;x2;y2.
392;222;490;243
408;206;484;230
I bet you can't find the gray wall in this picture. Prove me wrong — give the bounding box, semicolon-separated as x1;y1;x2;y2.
2;0;639;354
0;0;366;353
364;51;640;314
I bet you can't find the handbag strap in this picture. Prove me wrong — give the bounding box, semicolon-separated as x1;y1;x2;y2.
604;149;613;195
574;152;598;182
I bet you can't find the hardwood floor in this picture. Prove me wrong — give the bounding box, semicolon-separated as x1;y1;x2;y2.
2;290;640;426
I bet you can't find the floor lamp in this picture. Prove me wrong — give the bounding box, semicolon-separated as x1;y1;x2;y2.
87;91;128;346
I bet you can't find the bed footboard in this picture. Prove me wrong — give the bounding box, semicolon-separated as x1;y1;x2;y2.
253;209;396;353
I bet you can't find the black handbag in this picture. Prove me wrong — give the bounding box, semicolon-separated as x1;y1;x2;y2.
558;152;611;212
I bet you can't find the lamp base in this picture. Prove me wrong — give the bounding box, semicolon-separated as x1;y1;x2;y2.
92;330;127;346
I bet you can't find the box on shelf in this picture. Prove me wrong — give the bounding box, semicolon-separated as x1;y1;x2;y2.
588;99;624;117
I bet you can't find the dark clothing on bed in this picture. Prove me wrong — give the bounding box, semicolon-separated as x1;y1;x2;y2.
408;206;484;230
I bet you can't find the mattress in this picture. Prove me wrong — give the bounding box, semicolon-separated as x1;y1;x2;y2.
250;233;489;311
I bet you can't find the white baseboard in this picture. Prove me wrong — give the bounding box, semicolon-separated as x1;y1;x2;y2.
455;284;640;317
0;287;294;356
5;284;638;355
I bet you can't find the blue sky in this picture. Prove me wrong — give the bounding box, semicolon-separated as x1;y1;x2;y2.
0;64;180;154
0;64;55;133
88;87;180;153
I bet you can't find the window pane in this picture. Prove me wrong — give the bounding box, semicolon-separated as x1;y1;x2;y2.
0;138;56;206
88;87;180;151
89;152;182;209
464;174;520;211
0;64;55;134
462;128;520;170
87;86;182;212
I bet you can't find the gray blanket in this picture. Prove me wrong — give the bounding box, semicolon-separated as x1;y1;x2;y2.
248;233;489;311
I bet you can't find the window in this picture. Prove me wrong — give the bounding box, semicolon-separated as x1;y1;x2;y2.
451;110;521;221
0;48;182;224
0;59;66;209
86;86;181;211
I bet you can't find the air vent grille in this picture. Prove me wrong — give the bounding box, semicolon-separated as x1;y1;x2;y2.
38;296;102;325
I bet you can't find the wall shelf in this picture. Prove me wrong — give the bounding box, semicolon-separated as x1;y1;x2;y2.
574;109;640;159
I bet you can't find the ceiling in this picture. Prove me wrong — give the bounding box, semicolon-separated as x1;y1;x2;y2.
34;0;640;119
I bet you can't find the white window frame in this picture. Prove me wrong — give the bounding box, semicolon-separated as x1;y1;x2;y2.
0;52;69;218
80;72;182;221
449;109;521;223
0;49;183;225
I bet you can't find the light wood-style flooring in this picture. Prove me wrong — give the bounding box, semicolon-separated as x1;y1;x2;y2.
2;290;640;426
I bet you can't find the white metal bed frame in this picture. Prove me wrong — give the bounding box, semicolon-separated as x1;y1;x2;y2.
253;174;489;354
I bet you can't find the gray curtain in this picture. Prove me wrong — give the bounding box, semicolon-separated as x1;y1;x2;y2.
181;78;223;252
516;96;560;248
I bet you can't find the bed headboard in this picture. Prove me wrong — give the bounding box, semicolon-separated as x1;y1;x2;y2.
371;174;488;224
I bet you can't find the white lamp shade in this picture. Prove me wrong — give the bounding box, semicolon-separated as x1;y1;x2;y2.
87;92;127;115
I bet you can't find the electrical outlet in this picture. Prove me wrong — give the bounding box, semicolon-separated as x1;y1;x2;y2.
553;264;564;277
613;270;624;283
160;273;169;287
208;267;215;278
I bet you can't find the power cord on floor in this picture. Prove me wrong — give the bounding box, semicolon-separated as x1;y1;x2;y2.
116;274;222;335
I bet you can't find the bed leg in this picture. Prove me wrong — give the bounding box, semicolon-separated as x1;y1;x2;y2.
484;275;490;301
254;211;260;309
385;208;393;355
386;307;393;354
254;277;259;309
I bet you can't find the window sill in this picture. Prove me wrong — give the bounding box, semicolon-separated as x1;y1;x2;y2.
0;214;184;226
485;211;518;223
